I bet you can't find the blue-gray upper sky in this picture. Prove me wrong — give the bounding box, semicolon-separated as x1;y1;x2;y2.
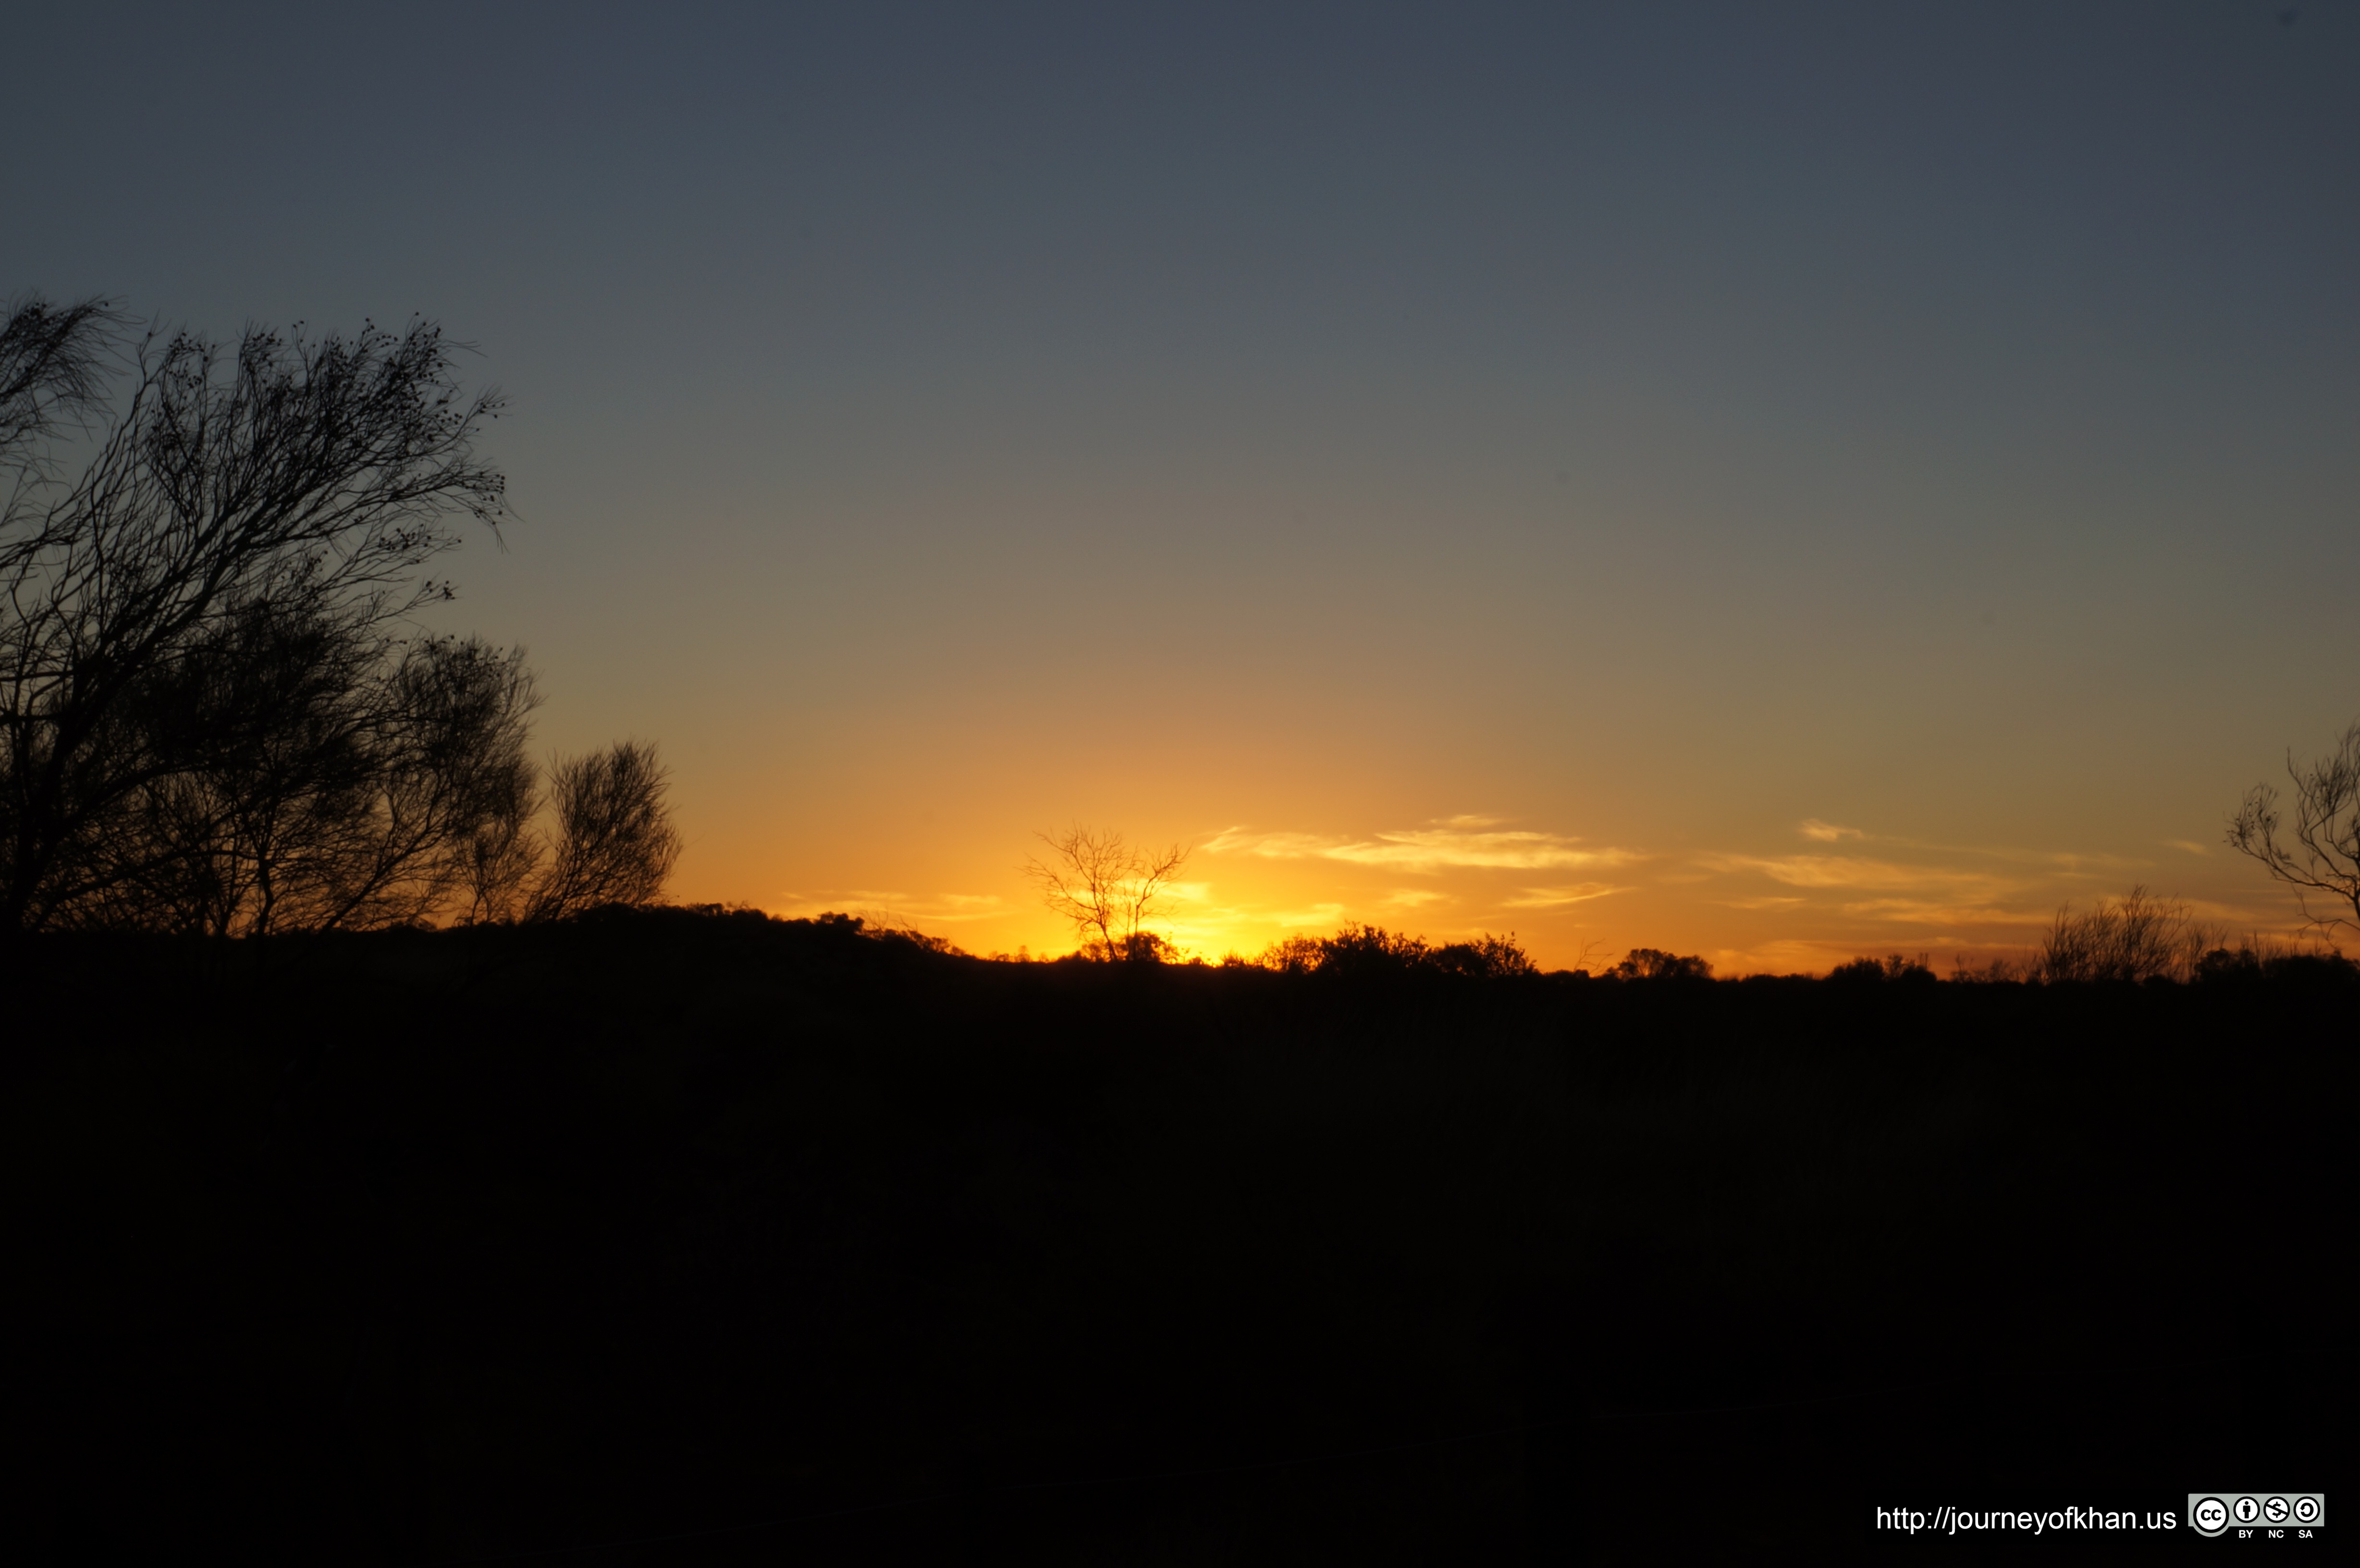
8;1;2354;964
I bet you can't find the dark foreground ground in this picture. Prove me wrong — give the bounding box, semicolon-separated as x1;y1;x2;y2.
6;909;2348;1565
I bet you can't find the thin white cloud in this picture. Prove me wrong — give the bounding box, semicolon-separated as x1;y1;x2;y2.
1838;898;2054;927
2165;839;2211;857
768;890;1009;923
1499;883;1631;909
1800;819;1865;842
1381;888;1451;909
1204;815;1633;873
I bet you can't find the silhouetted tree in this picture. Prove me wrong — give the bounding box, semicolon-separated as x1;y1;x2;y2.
1611;948;1713;980
1257;924;1538;979
54;615;541;935
2229;716;2360;939
0;293;680;932
1025;826;1187;961
1432;932;1540;979
522;741;683;921
0;298;509;931
1828;953;1935;984
1312;922;1433;978
1257;934;1327;974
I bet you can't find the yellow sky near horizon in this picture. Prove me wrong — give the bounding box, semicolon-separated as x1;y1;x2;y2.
703;805;2319;976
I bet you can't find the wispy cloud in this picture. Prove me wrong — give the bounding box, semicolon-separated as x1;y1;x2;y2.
2165;839;2211;857
769;890;1010;923
1204;815;1634;873
1499;883;1631;909
1838;898;2054;927
1690;830;2199;939
1695;854;2025;898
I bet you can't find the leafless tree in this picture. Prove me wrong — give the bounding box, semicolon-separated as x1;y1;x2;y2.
1025;825;1188;960
2228;717;2360;939
524;741;683;921
2032;885;2219;983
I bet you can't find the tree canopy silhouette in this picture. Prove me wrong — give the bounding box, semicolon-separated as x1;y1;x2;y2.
1254;923;1540;979
1610;948;1713;980
0;294;677;932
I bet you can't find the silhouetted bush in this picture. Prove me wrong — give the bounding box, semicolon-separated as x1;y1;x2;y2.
1254;923;1539;980
2034;886;2218;982
1430;932;1541;979
1610;946;1713;980
1315;922;1437;977
1256;933;1327;974
2196;943;2359;987
1829;952;1936;984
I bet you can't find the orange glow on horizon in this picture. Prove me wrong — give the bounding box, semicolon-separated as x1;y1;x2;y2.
705;807;2319;977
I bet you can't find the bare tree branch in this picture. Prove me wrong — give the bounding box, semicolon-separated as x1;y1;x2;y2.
2227;718;2360;939
0;293;126;480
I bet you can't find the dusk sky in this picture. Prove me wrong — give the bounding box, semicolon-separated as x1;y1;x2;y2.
9;1;2354;969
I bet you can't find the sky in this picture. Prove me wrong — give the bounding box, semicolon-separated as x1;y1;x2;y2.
6;1;2354;969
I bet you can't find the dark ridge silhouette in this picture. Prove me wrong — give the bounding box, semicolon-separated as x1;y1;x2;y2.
8;906;2347;1563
